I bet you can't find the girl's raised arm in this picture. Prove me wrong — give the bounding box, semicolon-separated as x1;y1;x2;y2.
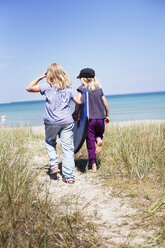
26;72;47;92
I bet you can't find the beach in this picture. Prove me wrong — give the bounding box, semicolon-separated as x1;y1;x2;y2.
1;91;165;127
1;0;165;245
1;119;165;247
31;119;165;135
31;119;165;246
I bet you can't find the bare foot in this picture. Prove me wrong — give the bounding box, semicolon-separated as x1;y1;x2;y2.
96;139;103;154
89;163;97;173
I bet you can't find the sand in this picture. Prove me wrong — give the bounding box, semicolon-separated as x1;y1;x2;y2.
32;119;165;134
31;120;164;247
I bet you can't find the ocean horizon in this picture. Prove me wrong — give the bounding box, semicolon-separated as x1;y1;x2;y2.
0;91;165;127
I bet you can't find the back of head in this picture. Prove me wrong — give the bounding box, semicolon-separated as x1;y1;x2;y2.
47;63;72;89
80;77;102;91
77;68;102;91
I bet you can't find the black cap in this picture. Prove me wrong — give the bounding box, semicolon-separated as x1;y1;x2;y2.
77;68;95;79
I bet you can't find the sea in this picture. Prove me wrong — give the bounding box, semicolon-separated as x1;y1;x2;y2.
0;91;165;127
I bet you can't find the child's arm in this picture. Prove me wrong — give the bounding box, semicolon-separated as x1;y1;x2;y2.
72;92;82;121
72;94;81;105
102;95;110;123
26;72;47;92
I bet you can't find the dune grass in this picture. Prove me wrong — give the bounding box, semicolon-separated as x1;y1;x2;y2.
75;121;165;247
102;122;165;247
0;127;99;248
101;122;164;180
1;121;164;247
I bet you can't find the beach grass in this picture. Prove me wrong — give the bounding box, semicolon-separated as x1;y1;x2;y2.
75;120;165;247
0;127;99;248
1;121;164;247
102;121;165;246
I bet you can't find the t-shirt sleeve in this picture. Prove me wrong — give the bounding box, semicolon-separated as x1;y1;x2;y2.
39;83;49;95
77;86;84;94
70;88;77;99
100;88;104;96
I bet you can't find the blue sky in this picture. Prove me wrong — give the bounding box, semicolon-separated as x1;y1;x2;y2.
0;0;165;103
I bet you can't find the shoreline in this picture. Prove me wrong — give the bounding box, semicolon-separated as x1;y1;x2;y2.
32;119;165;135
1;119;165;136
0;119;165;135
1;90;165;105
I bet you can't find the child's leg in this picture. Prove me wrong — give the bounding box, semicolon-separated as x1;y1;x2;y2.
86;120;97;171
59;123;75;180
95;119;105;155
95;138;103;154
96;137;103;146
45;124;60;173
89;163;97;172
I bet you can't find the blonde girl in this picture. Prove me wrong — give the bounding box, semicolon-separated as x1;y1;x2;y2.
73;68;109;172
26;63;81;184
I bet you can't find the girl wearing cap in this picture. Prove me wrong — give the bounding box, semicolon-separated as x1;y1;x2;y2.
73;68;110;172
26;63;81;184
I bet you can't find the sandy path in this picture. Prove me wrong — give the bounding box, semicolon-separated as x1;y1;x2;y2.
31;123;158;247
35;168;152;247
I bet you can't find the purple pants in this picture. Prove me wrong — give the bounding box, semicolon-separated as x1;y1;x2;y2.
86;119;105;164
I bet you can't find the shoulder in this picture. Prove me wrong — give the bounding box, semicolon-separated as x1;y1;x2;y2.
97;87;104;96
77;85;85;93
89;87;104;95
39;82;51;94
65;86;74;94
66;86;73;92
63;87;77;97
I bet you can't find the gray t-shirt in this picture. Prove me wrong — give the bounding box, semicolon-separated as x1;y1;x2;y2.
40;83;76;125
77;86;106;120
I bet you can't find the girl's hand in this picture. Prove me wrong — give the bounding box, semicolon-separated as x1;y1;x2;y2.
105;117;110;124
72;112;78;121
72;112;80;128
40;72;47;79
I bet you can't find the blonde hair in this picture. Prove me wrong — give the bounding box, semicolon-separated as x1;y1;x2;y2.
46;63;72;89
80;77;102;91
